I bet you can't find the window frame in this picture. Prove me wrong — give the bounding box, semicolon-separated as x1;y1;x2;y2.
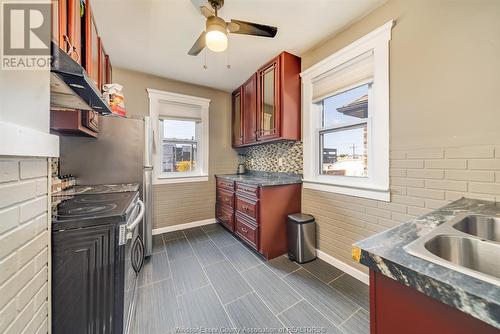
148;89;210;184
301;20;393;201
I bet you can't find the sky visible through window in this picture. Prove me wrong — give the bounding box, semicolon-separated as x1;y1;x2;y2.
321;84;368;155
163;119;196;140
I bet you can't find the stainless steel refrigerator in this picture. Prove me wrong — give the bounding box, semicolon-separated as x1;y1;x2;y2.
59;115;154;257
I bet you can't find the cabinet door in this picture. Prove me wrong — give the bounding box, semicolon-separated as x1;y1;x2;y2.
242;74;257;145
257;57;280;141
232;87;243;147
52;0;67;51
98;37;106;91
52;224;117;334
84;4;99;88
66;0;82;64
105;55;112;84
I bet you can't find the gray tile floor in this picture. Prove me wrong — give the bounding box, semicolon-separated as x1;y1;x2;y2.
133;224;369;334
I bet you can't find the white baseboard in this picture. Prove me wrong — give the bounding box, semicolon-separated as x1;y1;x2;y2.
316;249;369;285
152;218;216;235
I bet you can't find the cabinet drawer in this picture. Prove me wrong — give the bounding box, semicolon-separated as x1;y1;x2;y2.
216;205;234;231
235;214;258;249
217;178;235;192
216;189;234;208
236;182;259;198
235;195;258;220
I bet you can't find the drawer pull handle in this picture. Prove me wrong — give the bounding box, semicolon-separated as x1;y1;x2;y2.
241;227;248;233
242;205;249;211
225;198;230;203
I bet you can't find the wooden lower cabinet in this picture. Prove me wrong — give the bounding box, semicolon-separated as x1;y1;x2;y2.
370;270;500;334
215;177;301;260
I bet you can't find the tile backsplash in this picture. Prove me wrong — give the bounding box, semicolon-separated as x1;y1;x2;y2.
243;141;303;174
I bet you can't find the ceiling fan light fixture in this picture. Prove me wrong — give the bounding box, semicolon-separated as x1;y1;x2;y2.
205;16;228;52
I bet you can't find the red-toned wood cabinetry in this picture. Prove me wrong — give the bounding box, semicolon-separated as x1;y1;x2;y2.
215;177;301;260
369;270;500;334
232;87;243;147
232;52;301;148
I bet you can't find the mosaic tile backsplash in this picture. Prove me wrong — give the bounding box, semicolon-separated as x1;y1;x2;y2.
243;141;303;174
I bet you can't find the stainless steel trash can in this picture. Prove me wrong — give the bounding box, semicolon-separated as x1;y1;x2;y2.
287;213;316;264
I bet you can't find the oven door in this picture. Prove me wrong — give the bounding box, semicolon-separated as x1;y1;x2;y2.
123;200;145;334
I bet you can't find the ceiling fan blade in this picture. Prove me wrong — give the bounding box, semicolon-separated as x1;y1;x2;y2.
200;5;214;18
227;19;277;38
188;31;206;56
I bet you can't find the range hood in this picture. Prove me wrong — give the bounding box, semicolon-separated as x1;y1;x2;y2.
50;42;112;115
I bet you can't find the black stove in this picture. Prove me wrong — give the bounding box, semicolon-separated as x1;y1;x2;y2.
52;191;139;230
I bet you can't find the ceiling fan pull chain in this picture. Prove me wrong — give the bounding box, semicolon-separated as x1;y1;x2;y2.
226;47;231;70
203;50;208;70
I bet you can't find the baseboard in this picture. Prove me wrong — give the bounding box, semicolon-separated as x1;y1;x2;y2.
316;249;369;285
153;218;216;235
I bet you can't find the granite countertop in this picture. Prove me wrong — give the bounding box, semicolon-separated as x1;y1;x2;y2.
215;171;302;186
353;198;500;329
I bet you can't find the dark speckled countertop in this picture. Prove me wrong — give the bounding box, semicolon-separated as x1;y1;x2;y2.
215;171;302;186
353;198;500;329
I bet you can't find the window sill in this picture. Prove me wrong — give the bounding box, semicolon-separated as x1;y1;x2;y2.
303;180;390;202
154;175;209;185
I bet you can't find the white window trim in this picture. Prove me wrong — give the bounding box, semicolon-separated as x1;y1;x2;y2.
301;20;393;201
147;89;210;185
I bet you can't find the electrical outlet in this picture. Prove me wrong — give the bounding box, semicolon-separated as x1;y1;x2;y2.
278;158;283;167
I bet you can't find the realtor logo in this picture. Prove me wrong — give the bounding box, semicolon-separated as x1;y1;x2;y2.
1;2;51;70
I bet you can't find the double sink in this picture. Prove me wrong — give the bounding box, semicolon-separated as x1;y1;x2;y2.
405;214;500;285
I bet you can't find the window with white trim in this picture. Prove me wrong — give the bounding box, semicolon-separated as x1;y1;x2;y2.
301;21;393;201
148;89;210;184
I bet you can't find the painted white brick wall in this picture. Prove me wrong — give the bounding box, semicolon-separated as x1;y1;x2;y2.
0;158;49;334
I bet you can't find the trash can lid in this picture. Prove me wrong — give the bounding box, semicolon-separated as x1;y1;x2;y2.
288;213;315;224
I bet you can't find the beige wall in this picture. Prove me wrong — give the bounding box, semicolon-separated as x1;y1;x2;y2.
113;68;238;229
301;0;500;273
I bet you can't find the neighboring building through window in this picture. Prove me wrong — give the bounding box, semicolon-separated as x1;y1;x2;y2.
148;89;210;184
301;21;393;201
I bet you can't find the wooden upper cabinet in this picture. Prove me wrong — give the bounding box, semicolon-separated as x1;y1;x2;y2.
98;37;106;91
52;0;67;51
105;55;112;84
232;52;301;148
232;87;243;147
257;57;280;141
66;0;82;64
84;3;99;88
242;74;257;145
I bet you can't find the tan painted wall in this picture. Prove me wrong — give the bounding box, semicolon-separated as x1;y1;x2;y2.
301;0;500;273
113;68;238;229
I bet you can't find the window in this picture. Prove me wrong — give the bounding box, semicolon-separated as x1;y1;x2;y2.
301;21;393;201
148;89;210;184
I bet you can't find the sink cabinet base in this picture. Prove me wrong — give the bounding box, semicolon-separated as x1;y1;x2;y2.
370;270;500;333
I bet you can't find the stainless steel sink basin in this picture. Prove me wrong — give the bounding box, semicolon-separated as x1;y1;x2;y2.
424;235;500;281
404;213;500;286
453;215;500;242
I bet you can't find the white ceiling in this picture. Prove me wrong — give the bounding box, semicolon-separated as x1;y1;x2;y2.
92;0;385;92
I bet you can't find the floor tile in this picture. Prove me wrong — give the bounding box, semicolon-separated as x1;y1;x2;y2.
202;223;221;232
207;228;238;248
340;308;369;334
192;240;226;267
226;293;284;330
265;255;301;278
242;264;301;314
301;259;344;284
151;234;165;254
162;230;185;242
283;269;359;326
184;227;211;244
205;260;252;304
177;285;233;329
278;300;342;334
137;251;170;287
221;242;262;272
134;279;180;334
329;274;369;310
165;237;195;262
170;256;209;295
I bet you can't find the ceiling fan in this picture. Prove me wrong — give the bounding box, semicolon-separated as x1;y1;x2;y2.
188;0;278;56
